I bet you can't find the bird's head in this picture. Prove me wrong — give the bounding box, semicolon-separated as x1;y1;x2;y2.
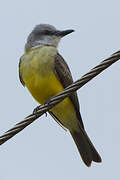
25;24;74;51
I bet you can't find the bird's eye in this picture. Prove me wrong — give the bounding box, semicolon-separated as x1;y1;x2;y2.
44;30;51;35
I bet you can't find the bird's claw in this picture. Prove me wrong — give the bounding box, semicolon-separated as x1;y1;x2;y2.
33;106;48;117
33;105;41;115
33;97;51;116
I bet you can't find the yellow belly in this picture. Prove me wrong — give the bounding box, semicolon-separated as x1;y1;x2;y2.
20;46;79;130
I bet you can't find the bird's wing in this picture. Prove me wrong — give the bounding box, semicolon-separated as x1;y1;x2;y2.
49;111;67;131
19;57;25;87
19;53;84;129
54;53;84;129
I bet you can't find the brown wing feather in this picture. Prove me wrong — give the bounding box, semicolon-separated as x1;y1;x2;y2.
19;57;25;86
19;53;84;129
54;53;84;129
49;111;67;131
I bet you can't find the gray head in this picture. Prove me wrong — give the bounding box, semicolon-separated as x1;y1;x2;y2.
25;24;74;51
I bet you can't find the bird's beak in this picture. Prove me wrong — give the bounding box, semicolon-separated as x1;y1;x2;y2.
56;29;74;37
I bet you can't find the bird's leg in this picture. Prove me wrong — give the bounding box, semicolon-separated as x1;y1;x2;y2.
33;98;51;116
33;106;48;117
33;105;41;115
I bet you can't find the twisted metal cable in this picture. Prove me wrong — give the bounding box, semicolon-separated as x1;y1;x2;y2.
0;50;120;145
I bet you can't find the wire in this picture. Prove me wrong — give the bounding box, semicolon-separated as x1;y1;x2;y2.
0;50;120;145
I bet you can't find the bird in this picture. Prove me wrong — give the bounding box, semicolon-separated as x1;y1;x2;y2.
19;24;102;167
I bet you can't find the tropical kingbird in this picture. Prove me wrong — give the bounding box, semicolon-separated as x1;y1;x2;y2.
19;24;101;166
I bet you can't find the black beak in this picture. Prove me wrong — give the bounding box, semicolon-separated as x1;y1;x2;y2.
56;29;74;37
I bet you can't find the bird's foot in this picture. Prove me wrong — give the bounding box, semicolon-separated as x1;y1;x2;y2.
33;98;51;116
33;105;47;117
33;105;41;115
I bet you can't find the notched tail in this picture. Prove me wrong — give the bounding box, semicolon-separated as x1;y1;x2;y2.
70;129;102;167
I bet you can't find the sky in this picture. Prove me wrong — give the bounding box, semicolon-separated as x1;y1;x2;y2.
0;0;120;179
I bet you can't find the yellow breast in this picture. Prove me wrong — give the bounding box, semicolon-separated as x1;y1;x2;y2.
20;46;79;130
20;46;63;103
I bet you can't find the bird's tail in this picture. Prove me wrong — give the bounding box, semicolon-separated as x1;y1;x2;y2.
70;127;102;167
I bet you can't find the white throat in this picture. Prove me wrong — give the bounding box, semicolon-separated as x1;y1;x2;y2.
38;35;61;47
